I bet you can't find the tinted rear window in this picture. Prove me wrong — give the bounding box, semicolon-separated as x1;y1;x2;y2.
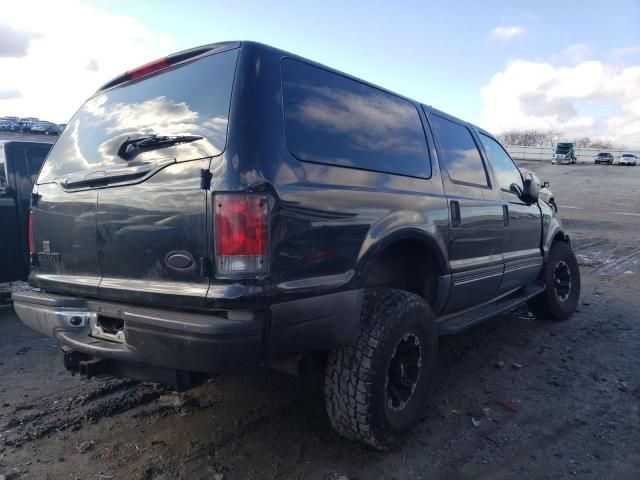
38;49;238;183
430;115;489;187
281;59;430;178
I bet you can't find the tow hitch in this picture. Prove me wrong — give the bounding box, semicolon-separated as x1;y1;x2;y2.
62;347;207;391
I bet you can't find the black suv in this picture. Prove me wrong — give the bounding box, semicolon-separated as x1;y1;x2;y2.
13;42;581;449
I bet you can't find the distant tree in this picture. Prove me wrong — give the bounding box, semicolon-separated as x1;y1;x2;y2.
574;137;592;148
497;130;620;149
497;129;558;147
589;139;614;149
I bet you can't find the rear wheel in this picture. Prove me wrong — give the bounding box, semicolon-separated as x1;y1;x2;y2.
324;288;437;450
528;241;580;321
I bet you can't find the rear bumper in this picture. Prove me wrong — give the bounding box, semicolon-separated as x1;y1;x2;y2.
12;289;362;376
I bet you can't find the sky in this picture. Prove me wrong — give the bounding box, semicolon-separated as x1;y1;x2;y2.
1;0;639;147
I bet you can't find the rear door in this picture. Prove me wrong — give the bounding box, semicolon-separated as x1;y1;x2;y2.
427;111;504;313
33;47;239;306
478;133;542;294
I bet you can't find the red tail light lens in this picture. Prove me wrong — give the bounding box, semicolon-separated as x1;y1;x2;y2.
214;194;268;276
28;211;34;255
126;57;171;80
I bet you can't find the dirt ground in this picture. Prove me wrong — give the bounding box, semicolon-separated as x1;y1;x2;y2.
1;161;639;480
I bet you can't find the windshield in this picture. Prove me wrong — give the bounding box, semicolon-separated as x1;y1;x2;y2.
555;143;573;154
622;154;634;158
38;48;238;183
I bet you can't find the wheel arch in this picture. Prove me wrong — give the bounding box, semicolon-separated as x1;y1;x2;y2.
354;229;450;314
544;218;571;259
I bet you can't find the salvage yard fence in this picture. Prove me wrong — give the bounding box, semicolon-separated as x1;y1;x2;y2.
504;145;639;163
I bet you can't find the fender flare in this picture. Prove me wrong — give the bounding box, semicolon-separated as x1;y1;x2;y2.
354;227;451;314
543;218;570;259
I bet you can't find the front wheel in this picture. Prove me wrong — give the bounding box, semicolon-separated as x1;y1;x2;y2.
324;288;438;450
528;241;580;321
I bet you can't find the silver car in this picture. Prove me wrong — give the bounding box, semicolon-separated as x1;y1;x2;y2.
619;153;637;166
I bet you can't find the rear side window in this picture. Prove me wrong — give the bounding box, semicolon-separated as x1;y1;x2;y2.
281;59;430;178
38;48;238;183
430;115;489;187
478;133;523;194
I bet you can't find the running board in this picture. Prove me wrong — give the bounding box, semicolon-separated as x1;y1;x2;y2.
437;281;545;335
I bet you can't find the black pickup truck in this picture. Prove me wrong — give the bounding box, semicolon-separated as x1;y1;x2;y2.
13;42;580;449
0;140;52;286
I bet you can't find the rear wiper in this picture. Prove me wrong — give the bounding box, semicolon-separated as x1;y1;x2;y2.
117;134;202;160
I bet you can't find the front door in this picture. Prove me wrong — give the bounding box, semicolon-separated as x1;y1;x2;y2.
477;133;542;294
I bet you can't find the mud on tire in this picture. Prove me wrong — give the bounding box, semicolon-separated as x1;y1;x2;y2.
528;241;581;321
324;288;437;450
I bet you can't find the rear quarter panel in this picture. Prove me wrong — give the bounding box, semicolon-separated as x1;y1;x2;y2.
215;43;450;303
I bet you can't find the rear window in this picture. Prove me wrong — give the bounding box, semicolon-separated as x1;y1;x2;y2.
38;48;238;183
281;59;430;178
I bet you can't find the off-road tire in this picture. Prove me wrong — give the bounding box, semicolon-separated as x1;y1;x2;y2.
528;241;580;321
324;288;437;450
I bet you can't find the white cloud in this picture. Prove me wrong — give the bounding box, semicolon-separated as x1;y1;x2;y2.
490;25;525;41
0;0;174;123
562;43;590;64
481;57;640;149
0;89;22;100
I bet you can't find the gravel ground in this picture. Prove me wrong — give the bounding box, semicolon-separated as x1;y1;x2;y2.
0;161;639;479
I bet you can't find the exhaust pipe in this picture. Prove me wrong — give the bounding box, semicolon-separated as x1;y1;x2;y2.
269;354;313;376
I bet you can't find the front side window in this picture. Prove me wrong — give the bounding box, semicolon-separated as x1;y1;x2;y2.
430;115;489;187
479;133;523;194
282;59;431;178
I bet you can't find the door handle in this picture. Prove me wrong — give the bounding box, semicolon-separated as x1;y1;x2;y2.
450;200;461;228
503;205;510;226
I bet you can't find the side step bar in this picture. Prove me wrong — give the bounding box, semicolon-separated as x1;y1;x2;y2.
437;281;545;335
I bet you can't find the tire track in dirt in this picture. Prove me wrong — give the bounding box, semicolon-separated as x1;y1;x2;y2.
2;380;167;448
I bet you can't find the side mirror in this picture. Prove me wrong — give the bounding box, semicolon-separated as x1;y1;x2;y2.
522;178;540;203
543;181;550;188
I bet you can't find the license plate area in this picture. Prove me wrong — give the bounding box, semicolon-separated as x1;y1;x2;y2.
90;314;125;344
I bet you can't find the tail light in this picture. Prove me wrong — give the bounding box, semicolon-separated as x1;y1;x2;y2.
28;211;34;255
214;194;268;276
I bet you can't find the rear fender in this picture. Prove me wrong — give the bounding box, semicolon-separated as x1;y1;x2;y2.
355;221;450;313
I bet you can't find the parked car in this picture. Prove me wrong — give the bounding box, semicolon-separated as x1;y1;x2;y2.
16;120;35;133
0;120;19;132
595;152;614;165
619;153;638;166
30;123;46;134
35;121;62;135
13;42;581;450
0;141;52;283
552;142;577;164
